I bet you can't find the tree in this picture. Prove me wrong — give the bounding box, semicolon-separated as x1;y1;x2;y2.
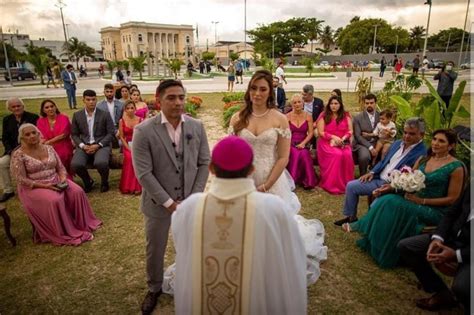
24;42;53;85
305;18;324;54
320;25;334;50
350;16;360;23
229;52;239;61
129;54;148;80
409;26;426;51
164;58;184;79
75;42;95;68
0;42;26;67
201;51;216;62
301;56;315;77
428;27;469;52
62;37;95;69
106;60;116;76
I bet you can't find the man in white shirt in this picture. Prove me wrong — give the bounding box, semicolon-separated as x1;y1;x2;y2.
334;117;427;226
172;136;307;314
275;61;287;86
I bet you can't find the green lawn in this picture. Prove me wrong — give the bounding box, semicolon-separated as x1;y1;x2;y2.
0;92;469;314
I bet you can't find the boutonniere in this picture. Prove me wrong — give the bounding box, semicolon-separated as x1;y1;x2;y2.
186;133;193;144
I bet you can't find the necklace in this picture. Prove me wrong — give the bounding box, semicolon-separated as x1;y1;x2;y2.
432;154;449;160
251;109;270;118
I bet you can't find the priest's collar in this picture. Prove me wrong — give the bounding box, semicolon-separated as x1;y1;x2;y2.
208;177;256;201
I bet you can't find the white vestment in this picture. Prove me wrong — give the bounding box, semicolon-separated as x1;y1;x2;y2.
171;178;307;315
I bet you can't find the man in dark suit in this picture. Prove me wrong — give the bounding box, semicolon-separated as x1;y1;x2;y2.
71;89;115;192
301;84;324;122
352;93;380;175
272;76;286;112
398;184;471;312
61;64;77;109
0;98;39;201
96;83;124;148
334;117;427;226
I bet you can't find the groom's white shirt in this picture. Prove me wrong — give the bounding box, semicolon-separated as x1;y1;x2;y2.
171;177;307;315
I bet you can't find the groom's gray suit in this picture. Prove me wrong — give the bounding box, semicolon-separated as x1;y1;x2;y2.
132;113;210;293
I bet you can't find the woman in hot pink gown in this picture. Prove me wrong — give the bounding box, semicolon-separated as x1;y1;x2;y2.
286;94;318;189
12;124;101;245
130;88;149;119
36;99;74;176
118;101;142;194
316;96;354;194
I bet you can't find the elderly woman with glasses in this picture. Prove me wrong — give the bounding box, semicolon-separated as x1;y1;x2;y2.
11;123;101;245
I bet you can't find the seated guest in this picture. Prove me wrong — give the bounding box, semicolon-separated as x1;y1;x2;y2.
272;76;286;112
286;94;317;189
172;136;307;314
342;129;464;268
398;183;470;312
118;101;142;194
97;83;124;133
352;94;380;176
11;124;101;245
37;99;74;176
364;109;397;162
1;98;39;202
302;84;324;131
316;96;354;194
130;88;149;119
334;117;427;226
331;88;342;99
71;90;115;193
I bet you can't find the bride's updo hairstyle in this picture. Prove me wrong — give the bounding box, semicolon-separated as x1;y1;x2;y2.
233;70;276;134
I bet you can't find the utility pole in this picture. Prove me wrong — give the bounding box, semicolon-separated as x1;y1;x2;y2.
458;0;470;66
1;26;13;86
56;0;70;60
445;32;451;53
422;0;432;58
272;35;275;60
211;21;219;62
372;25;379;54
395;35;399;54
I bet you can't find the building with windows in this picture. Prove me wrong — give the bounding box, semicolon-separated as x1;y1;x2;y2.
100;21;194;61
201;41;255;60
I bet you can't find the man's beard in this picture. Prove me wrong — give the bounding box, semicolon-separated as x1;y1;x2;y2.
366;107;374;113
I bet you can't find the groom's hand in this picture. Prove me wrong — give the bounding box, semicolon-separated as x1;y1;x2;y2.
166;201;180;213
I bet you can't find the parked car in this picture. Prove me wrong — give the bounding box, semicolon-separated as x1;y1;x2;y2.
428;59;445;69
460;62;473;69
4;68;37;81
319;61;330;66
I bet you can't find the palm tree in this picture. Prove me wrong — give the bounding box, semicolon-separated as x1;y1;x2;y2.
129;54;148;80
305;18;324;54
62;37;81;67
24;42;51;85
106;60;116;76
164;58;184;79
410;26;426;52
334;27;343;44
320;26;334;50
75;42;96;69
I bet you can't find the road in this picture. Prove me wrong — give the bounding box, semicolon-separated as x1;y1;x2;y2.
0;70;470;100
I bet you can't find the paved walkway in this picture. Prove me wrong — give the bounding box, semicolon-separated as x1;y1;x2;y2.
0;70;470;100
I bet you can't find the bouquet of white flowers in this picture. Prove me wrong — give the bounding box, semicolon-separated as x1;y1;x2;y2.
389;166;426;193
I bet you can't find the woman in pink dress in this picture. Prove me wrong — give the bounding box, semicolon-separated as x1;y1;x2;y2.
36;99;74;177
130;88;149;119
316;96;354;194
118;100;142;194
11;123;102;245
286;94;318;189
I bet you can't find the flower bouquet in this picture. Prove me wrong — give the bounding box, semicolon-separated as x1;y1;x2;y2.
389;166;426;193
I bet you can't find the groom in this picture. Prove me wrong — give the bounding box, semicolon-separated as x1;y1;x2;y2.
132;79;210;314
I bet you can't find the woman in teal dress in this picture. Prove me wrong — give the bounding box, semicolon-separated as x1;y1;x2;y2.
342;129;465;268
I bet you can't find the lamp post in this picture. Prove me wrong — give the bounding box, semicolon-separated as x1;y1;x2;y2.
272;34;275;61
395;35;399;54
422;0;432;58
445;32;451;53
1;26;13;86
56;0;70;60
211;21;219;62
458;0;470;66
372;25;379;54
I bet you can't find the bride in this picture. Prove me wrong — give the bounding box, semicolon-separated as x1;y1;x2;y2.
163;70;327;294
228;70;327;285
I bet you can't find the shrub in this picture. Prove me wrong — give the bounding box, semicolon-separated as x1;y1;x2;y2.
185;103;197;117
222;92;245;103
223;105;242;128
187;96;203;108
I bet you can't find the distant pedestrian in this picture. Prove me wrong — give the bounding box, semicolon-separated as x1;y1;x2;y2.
434;61;458;109
391;55;398;78
412;54;420;76
394;58;403;75
205;61;211;73
421;55;429;78
52;62;62;87
46;65;57;88
275;61;287;86
235;59;243;84
61;64;77;109
198;60;205;74
380;56;387;77
227;62;236;92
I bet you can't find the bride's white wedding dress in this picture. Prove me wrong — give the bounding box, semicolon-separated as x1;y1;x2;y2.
162;127;327;294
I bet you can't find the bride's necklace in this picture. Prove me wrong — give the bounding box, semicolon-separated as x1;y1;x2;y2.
252;109;270;118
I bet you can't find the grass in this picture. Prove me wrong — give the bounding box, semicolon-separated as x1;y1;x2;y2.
0;92;469;314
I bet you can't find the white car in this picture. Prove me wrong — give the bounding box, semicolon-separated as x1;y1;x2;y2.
460;62;473;69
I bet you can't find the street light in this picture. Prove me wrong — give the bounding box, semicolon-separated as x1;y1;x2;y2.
458;0;470;66
211;21;219;61
55;0;70;60
422;0;432;58
1;26;13;86
372;25;379;54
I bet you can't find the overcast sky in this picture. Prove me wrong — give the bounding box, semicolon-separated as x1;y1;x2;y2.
1;0;470;48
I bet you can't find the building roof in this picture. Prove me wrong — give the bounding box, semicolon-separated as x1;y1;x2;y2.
100;21;193;32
